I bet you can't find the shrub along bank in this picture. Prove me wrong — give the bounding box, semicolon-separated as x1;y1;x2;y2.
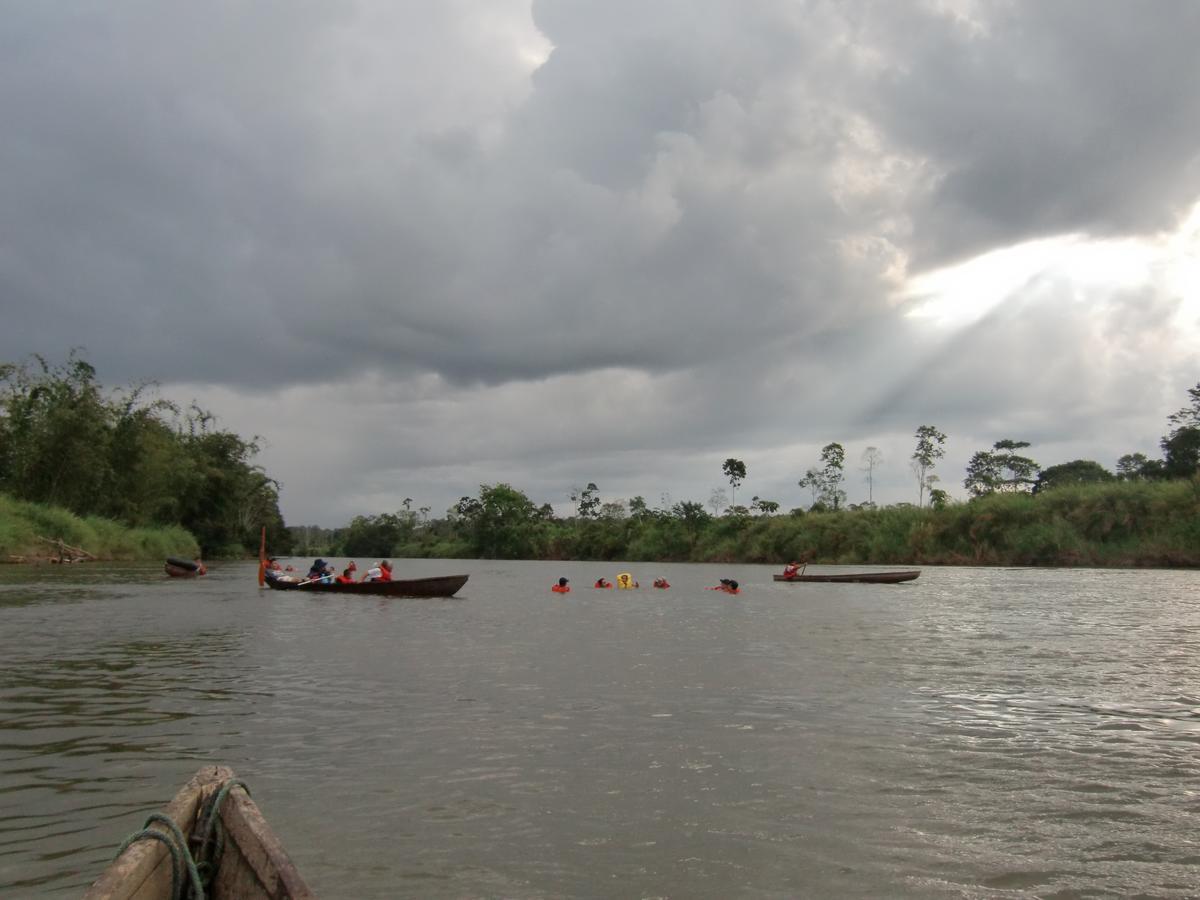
0;494;200;562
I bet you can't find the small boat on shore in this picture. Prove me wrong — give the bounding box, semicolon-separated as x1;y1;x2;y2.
165;557;206;577
774;570;920;584
83;765;314;900
264;572;469;598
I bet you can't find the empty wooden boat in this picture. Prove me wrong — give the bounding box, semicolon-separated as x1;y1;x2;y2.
84;765;315;900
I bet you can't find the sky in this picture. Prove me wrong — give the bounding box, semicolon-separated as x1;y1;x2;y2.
3;0;1199;527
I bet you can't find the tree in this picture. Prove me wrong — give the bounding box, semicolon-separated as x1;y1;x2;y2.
1166;381;1200;432
1116;453;1151;480
1162;427;1200;479
1161;381;1200;480
818;442;846;510
963;439;1039;497
1033;459;1115;493
708;487;727;515
721;458;747;506
798;467;821;507
671;501;710;552
911;425;947;507
571;482;600;519
750;496;780;515
599;500;627;519
860;446;883;505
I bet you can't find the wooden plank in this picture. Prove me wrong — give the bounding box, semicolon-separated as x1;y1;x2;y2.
216;784;318;899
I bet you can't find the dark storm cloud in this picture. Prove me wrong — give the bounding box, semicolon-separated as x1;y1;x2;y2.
855;0;1200;266
2;0;1198;523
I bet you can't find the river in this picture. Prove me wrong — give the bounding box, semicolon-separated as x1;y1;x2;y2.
1;560;1197;898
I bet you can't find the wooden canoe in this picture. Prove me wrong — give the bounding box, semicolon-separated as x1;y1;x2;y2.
84;765;314;900
774;570;920;584
165;557;205;578
264;572;469;597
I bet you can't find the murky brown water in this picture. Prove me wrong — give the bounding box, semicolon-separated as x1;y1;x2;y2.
1;560;1198;897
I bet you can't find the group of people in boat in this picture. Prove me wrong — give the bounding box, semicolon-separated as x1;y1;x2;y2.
264;557;394;584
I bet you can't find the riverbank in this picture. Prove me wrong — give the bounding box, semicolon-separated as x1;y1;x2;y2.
0;494;199;563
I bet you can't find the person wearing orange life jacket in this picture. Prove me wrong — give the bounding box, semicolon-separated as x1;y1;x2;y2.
782;561;803;580
707;579;740;595
653;578;670;589
335;568;355;584
552;577;571;593
594;578;612;589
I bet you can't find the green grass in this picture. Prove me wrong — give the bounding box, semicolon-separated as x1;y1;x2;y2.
0;494;200;561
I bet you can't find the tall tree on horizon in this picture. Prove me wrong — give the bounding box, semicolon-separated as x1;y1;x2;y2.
911;425;947;508
722;458;747;506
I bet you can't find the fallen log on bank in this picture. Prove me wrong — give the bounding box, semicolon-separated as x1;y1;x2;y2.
36;535;97;563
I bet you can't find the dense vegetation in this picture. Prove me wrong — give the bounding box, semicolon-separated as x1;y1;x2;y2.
4;351;1196;569
0;494;199;561
0;352;288;558
279;478;1198;568
286;383;1200;568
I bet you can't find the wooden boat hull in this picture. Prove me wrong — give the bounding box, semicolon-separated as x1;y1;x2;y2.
165;557;204;577
84;765;314;900
774;570;920;584
264;573;469;597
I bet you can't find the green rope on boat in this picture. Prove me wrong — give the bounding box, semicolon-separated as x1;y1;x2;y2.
112;777;250;900
115;812;205;900
191;778;250;892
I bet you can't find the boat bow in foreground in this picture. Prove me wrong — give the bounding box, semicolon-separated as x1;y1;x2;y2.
84;764;314;900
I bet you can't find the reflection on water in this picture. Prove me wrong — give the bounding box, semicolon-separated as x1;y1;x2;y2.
1;561;1199;897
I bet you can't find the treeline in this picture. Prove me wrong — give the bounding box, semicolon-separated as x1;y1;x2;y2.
284;479;1198;568
0;352;288;557
288;382;1200;567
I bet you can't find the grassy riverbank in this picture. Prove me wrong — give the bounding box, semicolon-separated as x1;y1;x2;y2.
0;494;200;562
714;481;1200;567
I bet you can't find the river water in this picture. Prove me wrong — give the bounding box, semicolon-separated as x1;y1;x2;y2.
1;560;1198;898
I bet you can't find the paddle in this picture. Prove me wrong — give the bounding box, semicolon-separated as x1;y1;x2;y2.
257;526;267;587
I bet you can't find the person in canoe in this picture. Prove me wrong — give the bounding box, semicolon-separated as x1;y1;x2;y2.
781;561;804;580
362;560;394;582
552;577;571;593
594;577;612;589
653;577;670;589
307;558;329;580
335;567;356;584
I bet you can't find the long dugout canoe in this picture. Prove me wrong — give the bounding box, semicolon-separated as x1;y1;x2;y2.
84;765;315;900
773;570;920;584
264;573;468;597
